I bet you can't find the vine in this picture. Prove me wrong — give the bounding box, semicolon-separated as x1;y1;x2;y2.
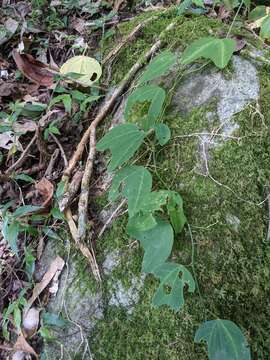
97;35;251;359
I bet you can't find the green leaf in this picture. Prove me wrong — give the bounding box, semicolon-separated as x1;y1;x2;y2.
39;326;56;341
49;94;72;113
248;6;266;21
13;174;35;183
138;51;177;84
195;319;251;360
152;262;195;311
42;312;68;328
153;123;171;146
109;165;152;217
124;85;166;130
80;95;101;112
166;191;186;234
126;212;157;235
18;102;47;118
25;247;35;280
2;218;20;255
96;124;145;172
177;0;192;15
13;205;42;218
260;15;270;38
13;306;21;331
138;190;169;213
181;37;236;69
129;218;174;273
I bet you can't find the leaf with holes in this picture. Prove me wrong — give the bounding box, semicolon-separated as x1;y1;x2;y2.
181;37;236;69
124;85;166;130
108;165;152;217
128;218;174;273
195;319;251;360
152;262;195;311
60;56;102;87
138;51;177;84
96;124;145;172
138;190;169;213
153;123;171;146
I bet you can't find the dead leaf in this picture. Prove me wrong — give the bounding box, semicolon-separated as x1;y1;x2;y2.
13;333;38;359
13;120;37;134
218;5;231;21
24;256;65;316
113;0;125;12
22;307;40;338
0;132;23;151
0;18;19;46
12;50;56;87
0;81;39;99
12;351;26;360
35;178;54;208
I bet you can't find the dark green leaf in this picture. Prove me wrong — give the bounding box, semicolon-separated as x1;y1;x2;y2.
129;218;174;273
13;174;35;183
152;262;195;311
139;51;177;84
195;319;251;360
153;123;171;146
124;85;166;130
96;124;145;172
2;218;20;255
25;247;35;280
42;312;68;328
49;94;72;113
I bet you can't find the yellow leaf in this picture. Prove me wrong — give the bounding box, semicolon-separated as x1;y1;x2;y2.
60;56;102;87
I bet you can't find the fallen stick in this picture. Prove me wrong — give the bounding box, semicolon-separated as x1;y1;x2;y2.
77;127;96;242
59;170;84;211
63;21;175;181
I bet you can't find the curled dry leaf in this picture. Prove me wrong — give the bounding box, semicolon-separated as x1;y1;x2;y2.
12;350;26;360
24;256;65;316
13;333;38;359
35;178;54;208
12;50;55;87
22;307;40;338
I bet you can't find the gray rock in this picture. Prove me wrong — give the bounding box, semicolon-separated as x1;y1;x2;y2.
173;56;259;136
37;240;103;360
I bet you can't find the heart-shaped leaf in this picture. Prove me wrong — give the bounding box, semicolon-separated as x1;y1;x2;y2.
128;218;174;273
125;85;166;130
108;165;152;217
181;37;236;69
152;262;195;311
195;319;251;360
96;124;145;172
166;191;186;234
60;56;102;87
138;51;177;84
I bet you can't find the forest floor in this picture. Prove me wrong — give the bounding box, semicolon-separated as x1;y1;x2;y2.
1;1;270;359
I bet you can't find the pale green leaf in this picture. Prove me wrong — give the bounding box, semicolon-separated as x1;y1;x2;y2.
248;6;267;21
177;0;192;15
13;205;42;218
96;124;145;172
124;85;166;130
138;190;169;213
260;15;270;38
166;191;186;234
13;306;21;331
138;51;177;84
108;165;152;217
195;319;251;360
129;218;174;273
42;312;68;328
126;212;157;235
25;247;35;280
181;37;236;69
154;123;171;146
152;262;195;311
60;56;102;87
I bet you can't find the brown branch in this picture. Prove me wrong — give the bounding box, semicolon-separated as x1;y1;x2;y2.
77;127;96;242
58;170;83;211
50;133;68;167
7;132;37;174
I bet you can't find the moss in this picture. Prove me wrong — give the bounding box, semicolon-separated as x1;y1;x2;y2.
86;11;270;360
